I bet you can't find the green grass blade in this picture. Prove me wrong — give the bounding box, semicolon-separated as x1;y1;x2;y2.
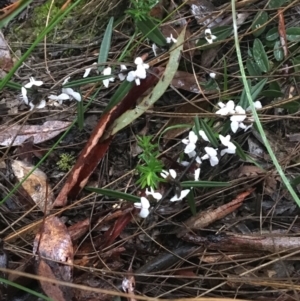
181;181;229;188
85;187;140;203
231;0;300;207
98;17;114;73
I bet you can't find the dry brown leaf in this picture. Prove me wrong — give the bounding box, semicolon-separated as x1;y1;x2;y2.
0;121;71;146
11;160;54;213
0;30;13;72
33;216;73;301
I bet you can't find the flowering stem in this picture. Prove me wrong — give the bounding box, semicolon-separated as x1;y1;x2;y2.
231;0;300;207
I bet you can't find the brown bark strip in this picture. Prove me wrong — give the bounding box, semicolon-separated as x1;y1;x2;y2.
278;9;288;59
53;71;160;207
181;188;255;232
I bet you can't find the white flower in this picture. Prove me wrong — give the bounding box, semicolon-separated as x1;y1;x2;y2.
246;100;262;111
48;93;70;104
126;57;149;85
166;33;177;44
24;77;43;88
194;168;201;181
118;65;127;81
199;130;210;142
161;169;177;179
35;99;46;109
230;106;247;133
209;72;216;79
83;62;97;78
219;134;236;156
134;197;150;218
61;77;82;102
201;147;219;166
216;100;235;116
204;29;217;44
102;67;115;88
170;189;190;202
21;87;29;105
182;131;198;154
152;43;159;56
145;187;162;201
62;87;81;102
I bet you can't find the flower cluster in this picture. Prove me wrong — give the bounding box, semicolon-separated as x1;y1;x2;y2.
181;130;236;167
49;77;81;103
216;100;262;133
21;77;45;110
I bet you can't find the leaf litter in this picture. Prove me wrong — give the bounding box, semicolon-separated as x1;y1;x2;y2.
1;0;300;300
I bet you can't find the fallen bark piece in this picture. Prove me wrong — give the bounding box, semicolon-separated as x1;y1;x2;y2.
0;121;71;146
0;30;13;72
33;216;73;301
181;188;255;232
11;160;54;213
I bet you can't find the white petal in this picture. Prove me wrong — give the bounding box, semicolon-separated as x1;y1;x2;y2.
103;67;112;75
182;138;189;145
195;156;202;164
118;73;126;81
194;168;201;181
142;63;149;70
139;208;150;218
205;37;213;44
25;77;43;88
205;146;217;157
230;120;239;133
134;57;143;65
221;147;236;156
219;134;230;147
63;88;81;102
36;99;46;109
230;114;246;122
201;154;209;160
152;43;159;56
189;131;198;144
244;124;253;131
187;150;196;158
103;79;110;88
226;100;235;113
120;65;127;71
217;102;225;108
136;64;147;79
211;34;217;41
171;34;177;43
83;67;92;78
62;77;70;85
160;170;169;179
199;130;209;142
235;105;246;114
169;169;177;179
180;161;190;166
209;72;216;79
146;187;162;201
184;143;196;154
140;197;150;209
205;29;212;35
209;156;219;166
21;87;29;105
216;107;229;115
135;77;141;86
254;101;262;109
29;102;35;111
126;71;136;82
166;37;171;44
170;189;190;202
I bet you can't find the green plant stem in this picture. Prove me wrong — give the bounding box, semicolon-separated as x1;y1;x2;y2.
231;0;300;206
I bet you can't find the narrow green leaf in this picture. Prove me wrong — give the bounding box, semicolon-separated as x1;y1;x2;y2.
136;17;167;47
63;74;113;88
251;11;268;37
260;90;283;97
77;97;84;130
253;38;270;73
234;141;247;160
212;26;232;40
291;175;300;187
268;0;288;8
85;187;140;203
286;27;300;42
292;56;300;73
273;40;284;61
181;181;229;188
103;80;133;114
186;190;196;215
98;17;114;73
108;26;186;136
199;119;218;148
246;59;262;77
266;27;279;41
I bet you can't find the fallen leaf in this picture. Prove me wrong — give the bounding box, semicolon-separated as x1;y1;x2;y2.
33;216;73;301
11;160;54;213
0;121;71;146
172;71;205;94
0;30;13;72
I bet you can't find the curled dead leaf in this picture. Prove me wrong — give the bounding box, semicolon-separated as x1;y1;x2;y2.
11;160;54;213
